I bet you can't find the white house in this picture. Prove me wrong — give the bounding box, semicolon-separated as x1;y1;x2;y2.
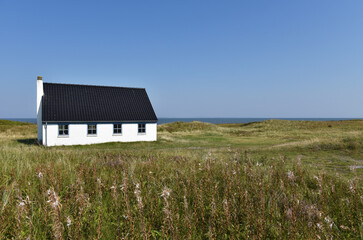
36;76;158;146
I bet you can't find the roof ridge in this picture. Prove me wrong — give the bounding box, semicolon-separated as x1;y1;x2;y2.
43;82;145;90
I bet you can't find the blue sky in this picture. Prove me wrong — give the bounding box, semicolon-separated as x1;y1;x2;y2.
0;1;362;118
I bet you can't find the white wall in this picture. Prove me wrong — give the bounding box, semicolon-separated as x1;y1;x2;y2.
42;123;157;146
37;78;43;142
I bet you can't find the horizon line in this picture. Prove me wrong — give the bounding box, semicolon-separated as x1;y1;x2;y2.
1;117;362;119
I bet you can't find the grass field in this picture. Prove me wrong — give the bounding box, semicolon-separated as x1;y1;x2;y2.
0;119;362;239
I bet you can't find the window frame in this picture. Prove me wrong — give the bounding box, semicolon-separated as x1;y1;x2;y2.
138;123;146;134
58;124;69;137
87;124;97;136
113;123;122;135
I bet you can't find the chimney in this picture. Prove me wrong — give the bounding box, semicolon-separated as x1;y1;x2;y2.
37;76;44;142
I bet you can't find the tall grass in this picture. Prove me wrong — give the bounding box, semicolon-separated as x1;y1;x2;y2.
0;150;361;239
0;119;362;239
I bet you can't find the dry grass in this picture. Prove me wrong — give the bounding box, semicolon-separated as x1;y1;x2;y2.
0;119;362;239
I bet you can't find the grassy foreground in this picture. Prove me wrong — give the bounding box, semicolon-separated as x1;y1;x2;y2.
0;119;362;239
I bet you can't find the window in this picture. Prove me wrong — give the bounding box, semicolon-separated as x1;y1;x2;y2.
59;124;69;136
138;123;146;133
113;124;122;134
88;124;97;135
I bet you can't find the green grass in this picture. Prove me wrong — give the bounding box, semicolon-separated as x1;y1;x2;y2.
0;119;362;239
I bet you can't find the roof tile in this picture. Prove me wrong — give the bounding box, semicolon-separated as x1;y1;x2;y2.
42;83;158;122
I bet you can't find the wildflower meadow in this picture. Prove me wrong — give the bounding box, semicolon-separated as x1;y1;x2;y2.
0;119;362;239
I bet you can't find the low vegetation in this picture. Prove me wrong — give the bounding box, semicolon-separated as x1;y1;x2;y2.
0;119;362;239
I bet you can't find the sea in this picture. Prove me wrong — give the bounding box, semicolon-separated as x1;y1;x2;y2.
2;118;360;125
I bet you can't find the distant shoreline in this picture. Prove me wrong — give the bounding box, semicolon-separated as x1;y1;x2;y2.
2;117;361;125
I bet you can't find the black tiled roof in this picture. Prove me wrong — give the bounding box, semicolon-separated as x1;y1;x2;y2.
42;83;157;122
